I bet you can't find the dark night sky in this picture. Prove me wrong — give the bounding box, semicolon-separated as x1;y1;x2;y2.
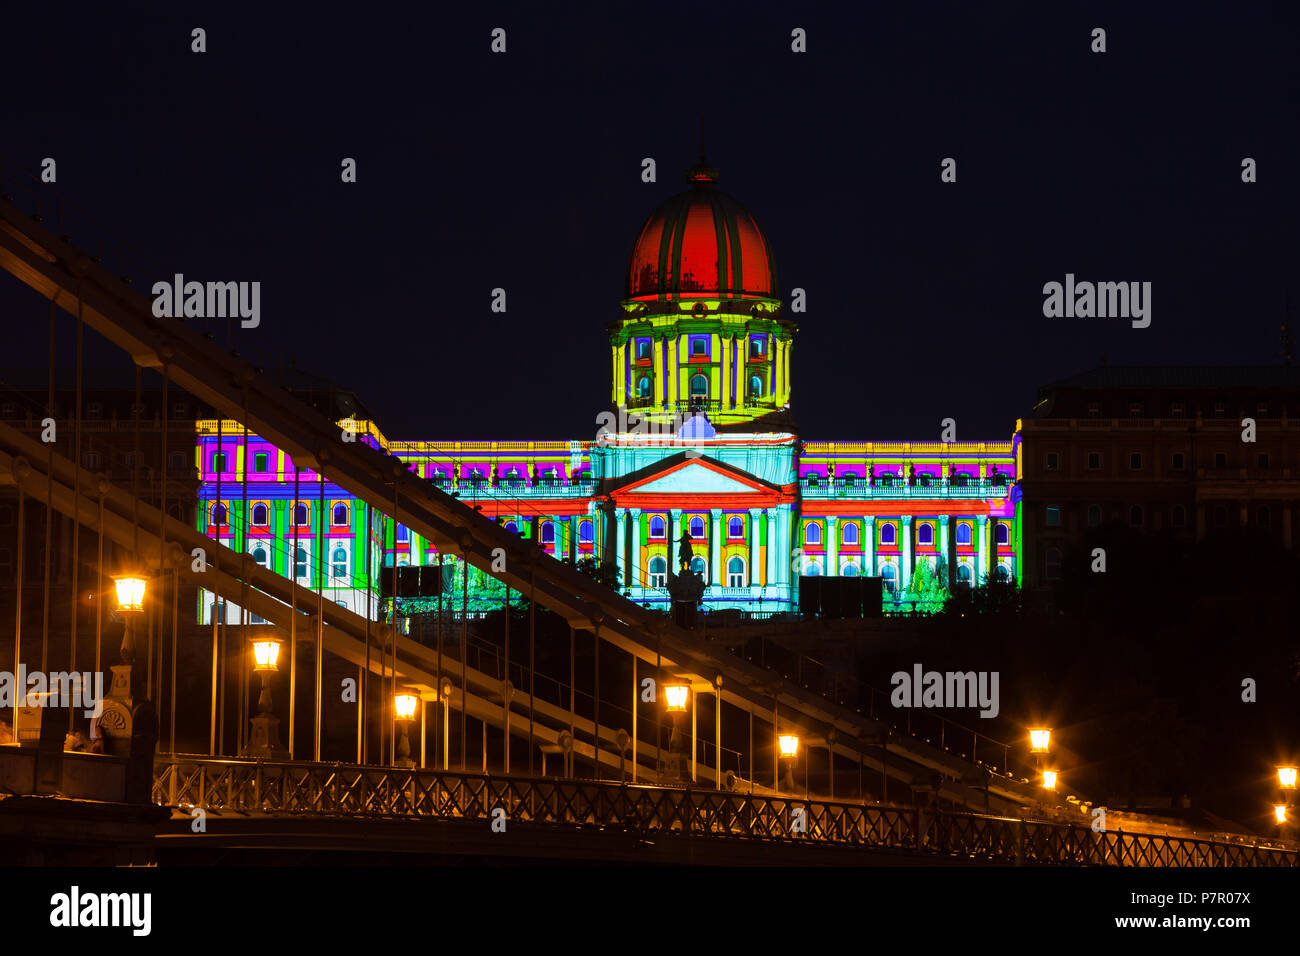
2;2;1296;441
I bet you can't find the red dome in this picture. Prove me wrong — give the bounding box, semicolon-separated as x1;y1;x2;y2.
625;163;778;301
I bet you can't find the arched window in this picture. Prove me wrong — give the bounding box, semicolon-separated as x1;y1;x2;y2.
503;520;519;535
956;522;971;545
994;564;1011;582
995;523;1009;545
294;503;309;526
332;547;348;580
917;524;934;546
879;523;896;545
637;376;652;400
211;503;227;525
648;556;667;587
252;546;269;569
690;374;708;399
579;520;593;543
727;555;745;587
749;375;763;397
690;556;707;582
689;516;705;538
649;515;666;539
541;522;555;544
881;564;896;591
842;561;859;577
1087;504;1101;527
251;503;268;526
957;564;972;583
332;503;349;526
804;522;821;545
728;516;744;538
843;522;859;545
804;561;821;577
295;547;309;579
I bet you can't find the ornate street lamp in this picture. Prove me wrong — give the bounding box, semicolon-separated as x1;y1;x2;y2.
777;733;800;792
1277;766;1297;791
1275;804;1288;825
394;689;419;768
1042;770;1058;790
662;682;690;782
244;634;285;757
1029;728;1051;755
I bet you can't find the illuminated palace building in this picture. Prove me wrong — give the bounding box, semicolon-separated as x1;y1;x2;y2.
195;161;1021;622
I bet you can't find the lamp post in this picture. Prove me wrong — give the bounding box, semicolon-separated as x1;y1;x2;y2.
244;634;285;756
394;689;418;768
1042;769;1058;791
778;733;800;793
96;570;150;756
663;682;689;783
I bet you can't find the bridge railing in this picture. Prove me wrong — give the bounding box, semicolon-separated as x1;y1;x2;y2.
152;756;1298;866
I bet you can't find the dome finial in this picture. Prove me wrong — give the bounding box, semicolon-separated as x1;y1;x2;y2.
688;113;718;185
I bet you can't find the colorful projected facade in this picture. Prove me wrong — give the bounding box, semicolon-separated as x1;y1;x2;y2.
196;160;1020;622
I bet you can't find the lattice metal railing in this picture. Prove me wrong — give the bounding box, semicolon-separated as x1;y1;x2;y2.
153;757;1297;866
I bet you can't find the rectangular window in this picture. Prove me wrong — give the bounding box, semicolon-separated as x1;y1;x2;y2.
1258;453;1270;469
86;402;102;419
1214;452;1227;469
254;452;268;472
1170;402;1184;418
1087;452;1101;470
1214;402;1225;417
1171;452;1185;470
1045;453;1059;471
1257;402;1269;417
1087;402;1101;417
690;337;708;358
1045;505;1061;527
1128;402;1143;417
1129;452;1142;470
213;453;227;472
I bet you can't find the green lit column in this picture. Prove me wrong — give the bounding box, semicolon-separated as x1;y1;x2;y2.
765;508;777;586
670;508;683;572
710;509;722;589
901;516;913;591
749;508;762;594
628;507;641;588
863;516;875;577
615;508;627;583
827;516;839;576
938;515;951;588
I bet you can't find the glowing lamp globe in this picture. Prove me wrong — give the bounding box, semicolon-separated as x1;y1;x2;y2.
778;734;800;759
1278;767;1298;791
1275;804;1288;824
1029;729;1051;754
1042;770;1058;790
252;636;283;672
394;692;419;722
113;574;147;612
664;683;689;712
